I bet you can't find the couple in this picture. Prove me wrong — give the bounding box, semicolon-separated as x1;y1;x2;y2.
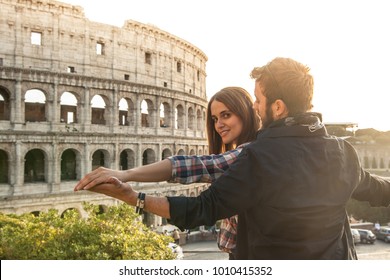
75;57;390;260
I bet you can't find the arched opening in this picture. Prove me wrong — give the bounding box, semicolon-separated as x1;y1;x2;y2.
196;109;202;131
175;105;184;129
160;102;171;127
119;149;135;170
24;149;45;182
0;149;9;183
188;107;195;130
91;95;106;125
25;89;46;122
142;148;156;165
60;92;78;124
162;148;172;160
92;150;108;170
61;208;80;218
141;99;154;127
61;149;77;181
118;98;129;126
0;87;10;120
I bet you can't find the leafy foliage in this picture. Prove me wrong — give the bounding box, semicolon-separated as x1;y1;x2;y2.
0;203;175;260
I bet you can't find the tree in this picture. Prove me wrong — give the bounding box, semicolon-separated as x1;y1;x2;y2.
0;203;175;260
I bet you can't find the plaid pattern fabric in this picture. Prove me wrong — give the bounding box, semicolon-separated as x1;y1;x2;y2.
167;145;245;184
167;143;248;253
217;215;238;253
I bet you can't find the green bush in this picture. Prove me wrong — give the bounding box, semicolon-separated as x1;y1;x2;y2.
0;203;175;260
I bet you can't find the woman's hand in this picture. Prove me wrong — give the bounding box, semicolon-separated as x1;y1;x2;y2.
75;176;137;206
74;167;126;191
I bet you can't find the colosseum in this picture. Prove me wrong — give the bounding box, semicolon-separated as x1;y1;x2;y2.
0;0;209;226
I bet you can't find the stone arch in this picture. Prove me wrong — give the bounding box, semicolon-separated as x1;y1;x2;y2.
371;157;378;169
364;156;370;168
0;86;11;120
91;149;110;170
189;149;196;155
97;204;108;214
91;94;108;125
142;148;156;165
188;106;195;130
24;148;46;183
162;148;172;160
119;149;135;170
0;149;9;183
196;108;202;131
25;89;46;122
118;98;128;126
61;207;81;218
141;99;155;128
60;91;78;124
30;211;41;216
177;149;185;156
159;102;171;128
175;104;184;129
60;148;80;181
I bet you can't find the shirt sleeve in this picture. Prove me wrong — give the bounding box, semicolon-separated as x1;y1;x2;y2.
168;145;260;229
166;144;246;184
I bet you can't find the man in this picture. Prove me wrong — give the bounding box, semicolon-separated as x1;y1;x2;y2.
75;57;390;259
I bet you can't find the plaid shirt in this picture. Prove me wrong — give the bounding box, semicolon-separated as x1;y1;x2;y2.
167;143;247;253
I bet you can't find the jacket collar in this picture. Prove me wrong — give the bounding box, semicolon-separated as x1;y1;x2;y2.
258;112;328;138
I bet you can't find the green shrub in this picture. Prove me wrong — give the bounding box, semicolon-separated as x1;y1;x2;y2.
0;203;175;260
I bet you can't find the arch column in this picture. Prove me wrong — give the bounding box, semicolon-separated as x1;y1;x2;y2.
136;143;142;167
155;96;161;134
111;87;119;132
12;141;24;195
82;87;91;132
11;79;24;126
50;143;60;192
51;80;60;126
82;142;91;176
134;95;141;134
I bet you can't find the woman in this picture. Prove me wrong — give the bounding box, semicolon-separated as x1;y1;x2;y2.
75;86;260;259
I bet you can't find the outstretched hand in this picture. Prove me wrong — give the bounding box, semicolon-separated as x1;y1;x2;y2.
74;176;136;205
74;167;124;191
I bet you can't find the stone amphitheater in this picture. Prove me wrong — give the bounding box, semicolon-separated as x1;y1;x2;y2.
0;0;209;226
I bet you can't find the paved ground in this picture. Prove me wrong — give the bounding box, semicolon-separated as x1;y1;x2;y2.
182;240;228;260
181;240;390;260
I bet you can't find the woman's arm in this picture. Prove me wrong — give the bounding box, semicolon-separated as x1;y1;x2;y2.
169;146;244;184
74;159;173;191
74;145;245;191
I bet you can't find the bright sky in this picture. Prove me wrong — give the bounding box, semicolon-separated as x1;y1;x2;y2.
65;0;390;131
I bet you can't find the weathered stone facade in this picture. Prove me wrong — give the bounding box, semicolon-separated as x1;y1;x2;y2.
0;0;209;224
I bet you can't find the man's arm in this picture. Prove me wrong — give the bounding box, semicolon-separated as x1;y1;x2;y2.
76;177;171;219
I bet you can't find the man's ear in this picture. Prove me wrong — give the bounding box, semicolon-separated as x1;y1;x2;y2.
273;99;289;119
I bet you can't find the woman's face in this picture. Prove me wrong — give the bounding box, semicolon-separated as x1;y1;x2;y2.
210;100;243;146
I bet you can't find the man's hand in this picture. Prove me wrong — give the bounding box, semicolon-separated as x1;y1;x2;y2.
74;167;125;191
75;176;137;206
